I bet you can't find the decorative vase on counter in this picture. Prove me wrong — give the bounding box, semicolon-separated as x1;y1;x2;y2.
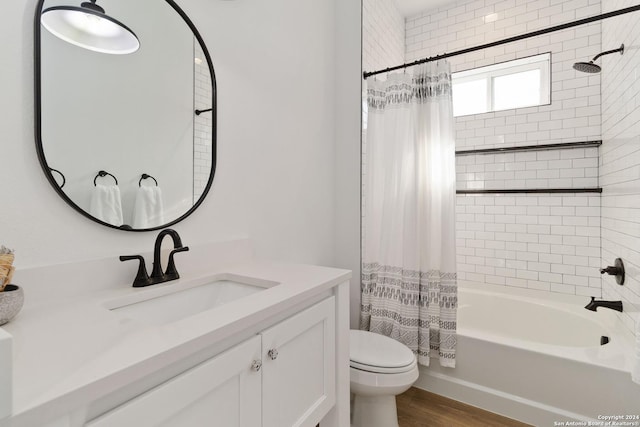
0;284;24;325
0;246;22;325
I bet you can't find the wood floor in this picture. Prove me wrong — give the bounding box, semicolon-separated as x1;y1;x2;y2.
397;387;532;427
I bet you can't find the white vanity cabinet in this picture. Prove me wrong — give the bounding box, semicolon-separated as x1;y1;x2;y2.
262;297;335;427
85;297;335;427
86;336;262;427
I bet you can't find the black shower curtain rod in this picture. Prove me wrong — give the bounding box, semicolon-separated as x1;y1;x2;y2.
363;4;640;79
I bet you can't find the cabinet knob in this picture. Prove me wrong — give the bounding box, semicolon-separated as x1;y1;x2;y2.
268;349;279;360
251;360;262;371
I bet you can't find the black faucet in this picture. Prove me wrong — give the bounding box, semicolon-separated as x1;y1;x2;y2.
600;258;625;285
119;229;190;287
584;297;623;312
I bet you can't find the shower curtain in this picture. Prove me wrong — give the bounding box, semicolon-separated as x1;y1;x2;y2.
360;61;458;368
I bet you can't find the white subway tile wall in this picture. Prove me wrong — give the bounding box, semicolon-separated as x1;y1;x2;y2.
457;147;599;190
405;0;603;296
601;0;640;335
363;0;405;73
456;194;601;294
194;42;213;203
406;0;602;151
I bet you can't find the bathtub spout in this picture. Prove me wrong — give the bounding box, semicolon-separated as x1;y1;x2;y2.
585;297;623;312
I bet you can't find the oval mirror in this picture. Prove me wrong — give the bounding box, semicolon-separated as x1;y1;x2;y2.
35;0;216;231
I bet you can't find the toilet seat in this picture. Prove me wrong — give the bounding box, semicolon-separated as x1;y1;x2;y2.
350;330;417;374
350;357;417;374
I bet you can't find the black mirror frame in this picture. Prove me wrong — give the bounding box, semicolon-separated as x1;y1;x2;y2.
34;0;217;232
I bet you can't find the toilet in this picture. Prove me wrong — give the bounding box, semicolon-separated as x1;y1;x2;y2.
350;329;419;427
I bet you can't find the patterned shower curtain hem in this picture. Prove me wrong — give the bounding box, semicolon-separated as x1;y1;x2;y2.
360;262;457;367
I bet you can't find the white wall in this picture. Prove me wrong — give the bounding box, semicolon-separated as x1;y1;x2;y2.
334;1;363;329
1;0;361;284
405;0;604;296
601;0;640;336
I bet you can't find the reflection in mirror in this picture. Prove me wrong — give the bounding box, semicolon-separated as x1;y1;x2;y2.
36;0;216;231
49;167;66;188
41;0;140;55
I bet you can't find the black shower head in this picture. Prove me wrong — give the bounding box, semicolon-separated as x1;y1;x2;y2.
573;61;601;73
573;44;624;74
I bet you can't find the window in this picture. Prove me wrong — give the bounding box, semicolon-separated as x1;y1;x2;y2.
452;53;551;117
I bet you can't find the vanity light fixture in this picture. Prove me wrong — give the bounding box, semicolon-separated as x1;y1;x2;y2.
41;0;139;55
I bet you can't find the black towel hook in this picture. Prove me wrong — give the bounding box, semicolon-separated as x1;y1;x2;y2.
139;173;158;187
49;167;66;188
94;170;118;186
195;108;212;116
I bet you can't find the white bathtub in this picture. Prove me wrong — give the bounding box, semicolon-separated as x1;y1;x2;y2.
414;283;640;425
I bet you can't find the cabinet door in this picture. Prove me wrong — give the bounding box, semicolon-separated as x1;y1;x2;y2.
86;336;262;427
262;297;335;427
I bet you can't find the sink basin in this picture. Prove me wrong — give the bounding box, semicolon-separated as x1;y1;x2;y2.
107;276;272;325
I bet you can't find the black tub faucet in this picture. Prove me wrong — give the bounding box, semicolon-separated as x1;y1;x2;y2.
600;258;625;285
119;229;190;287
585;297;623;312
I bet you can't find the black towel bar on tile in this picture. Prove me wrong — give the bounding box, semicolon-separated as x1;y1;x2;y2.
195;108;212;116
139;173;158;187
457;188;602;194
94;170;118;186
49;167;66;188
455;141;602;156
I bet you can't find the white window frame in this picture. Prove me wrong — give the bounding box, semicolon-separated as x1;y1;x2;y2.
452;53;551;117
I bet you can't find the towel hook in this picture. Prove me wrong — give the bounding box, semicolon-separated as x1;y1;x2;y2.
94;170;118;186
49;167;66;188
195;108;212;116
139;173;158;187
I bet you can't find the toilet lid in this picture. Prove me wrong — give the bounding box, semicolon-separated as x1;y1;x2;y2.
350;330;416;373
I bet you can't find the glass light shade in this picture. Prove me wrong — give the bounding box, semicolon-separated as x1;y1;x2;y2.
41;6;139;55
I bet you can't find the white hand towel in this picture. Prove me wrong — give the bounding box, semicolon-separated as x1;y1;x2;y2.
132;186;165;229
89;184;124;226
633;317;640;385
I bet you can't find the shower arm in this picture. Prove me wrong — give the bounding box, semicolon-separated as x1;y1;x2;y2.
592;44;624;62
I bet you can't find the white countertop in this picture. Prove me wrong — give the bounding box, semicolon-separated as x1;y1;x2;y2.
0;241;350;425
